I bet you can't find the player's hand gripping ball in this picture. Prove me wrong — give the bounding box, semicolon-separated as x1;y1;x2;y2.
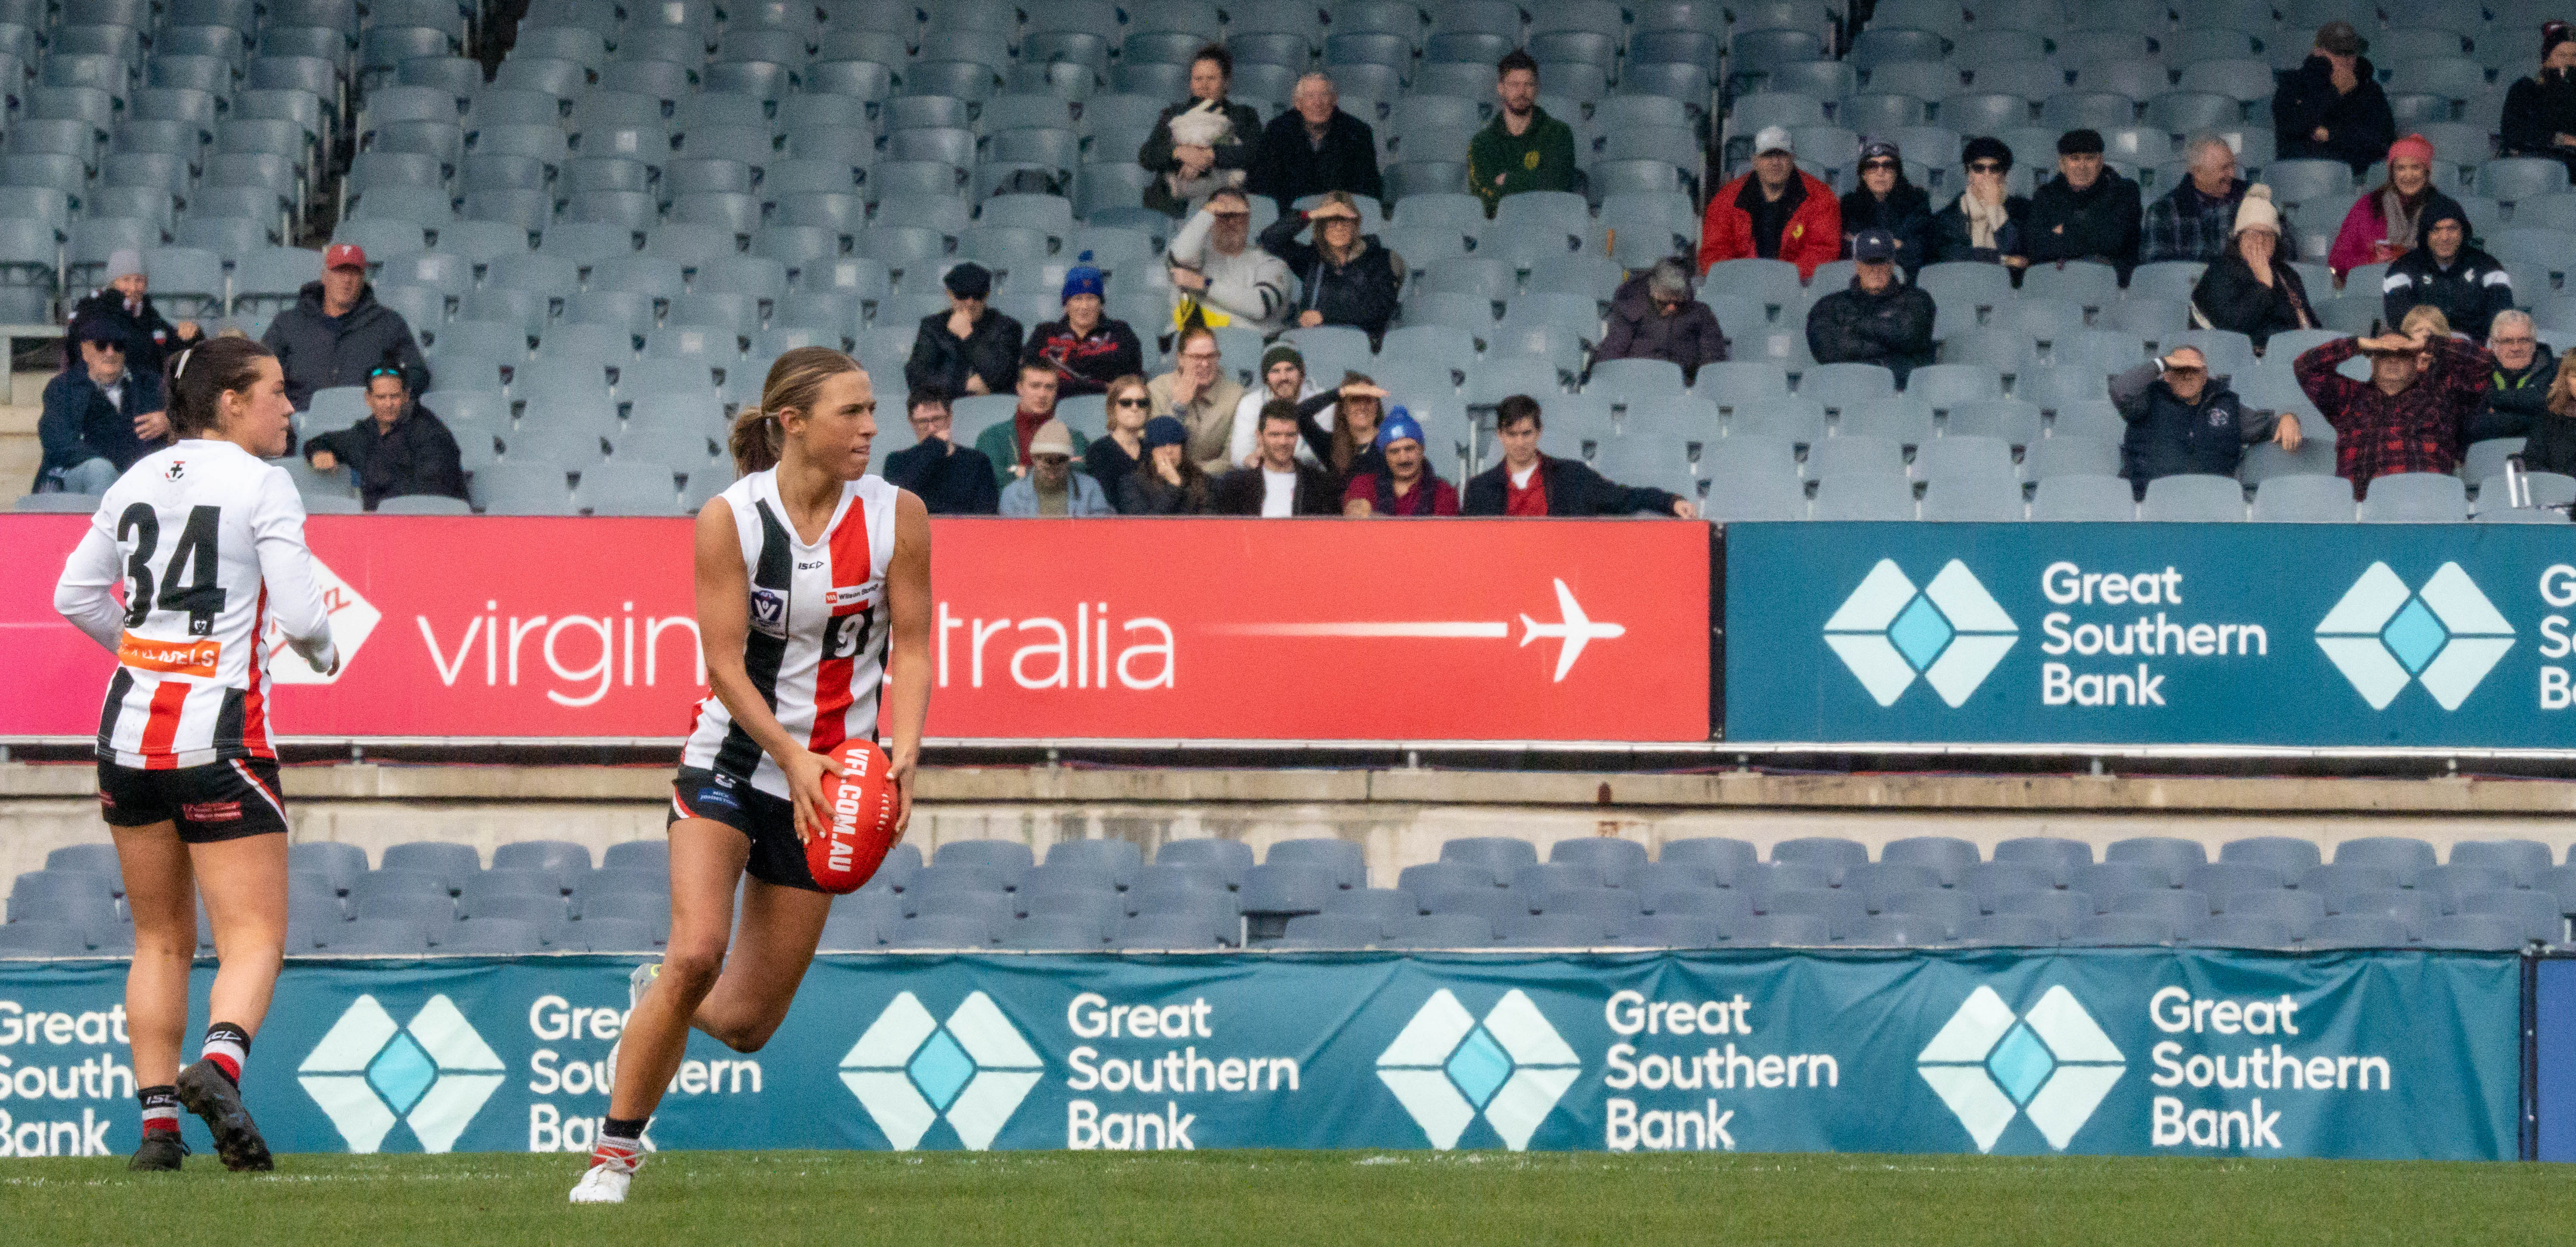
809;741;900;893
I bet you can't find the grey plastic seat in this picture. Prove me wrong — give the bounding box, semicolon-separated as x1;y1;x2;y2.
2030;474;2134;519
2249;473;2356;521
2358;471;2468;521
2140;473;2245;521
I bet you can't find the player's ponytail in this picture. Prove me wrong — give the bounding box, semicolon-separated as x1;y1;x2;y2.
730;346;862;476
165;336;274;439
728;405;783;474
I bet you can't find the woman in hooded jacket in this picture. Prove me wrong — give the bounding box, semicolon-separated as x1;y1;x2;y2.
2502;22;2576;177
1840;138;1935;278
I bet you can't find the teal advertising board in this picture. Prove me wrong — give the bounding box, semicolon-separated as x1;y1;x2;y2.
1724;522;2576;746
0;948;2518;1160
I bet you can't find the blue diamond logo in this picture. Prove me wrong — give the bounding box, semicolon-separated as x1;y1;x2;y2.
1444;1027;1512;1110
1887;594;1956;671
364;1031;438;1114
2380;598;2448;674
906;1029;976;1112
1985;1023;2056;1106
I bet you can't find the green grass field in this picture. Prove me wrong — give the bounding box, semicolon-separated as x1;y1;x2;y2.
1;1150;2567;1245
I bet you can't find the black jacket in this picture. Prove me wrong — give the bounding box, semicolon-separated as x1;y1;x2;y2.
1599;272;1730;384
2191;255;2317;352
2110;361;2281;495
68;289;202;377
1023;317;1144;396
1245;108;1384;213
1805;280;1938;385
1839;182;1936;277
1138;96;1264;218
902;309;1024;398
1929;193;2030;266
302;403;469;509
2383;244;2516;342
2502;71;2576;167
1293;387;1386;481
2465;345;2563;451
261;281;432;411
2272;54;2398;175
34;366;165;488
2023;169;2144;279
1123;460;1217;514
1258;213;1405;344
881;439;1002;515
1212;460;1341;515
1463;454;1683;517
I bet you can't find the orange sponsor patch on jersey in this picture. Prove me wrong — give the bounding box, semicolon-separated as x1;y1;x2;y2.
118;633;221;676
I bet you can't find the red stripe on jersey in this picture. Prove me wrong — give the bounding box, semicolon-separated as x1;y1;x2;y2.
804;496;874;756
138;681;191;768
240;586;272;758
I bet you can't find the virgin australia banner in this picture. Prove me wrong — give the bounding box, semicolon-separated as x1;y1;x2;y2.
0;949;2518;1160
1724;521;2576;747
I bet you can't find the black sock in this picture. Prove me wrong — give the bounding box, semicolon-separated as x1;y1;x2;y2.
601;1116;649;1143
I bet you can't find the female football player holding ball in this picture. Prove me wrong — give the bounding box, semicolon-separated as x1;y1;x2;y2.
573;348;929;1203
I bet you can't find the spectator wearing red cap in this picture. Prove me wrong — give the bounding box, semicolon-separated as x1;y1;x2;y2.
1341;408;1458;516
2327;134;2468;277
2502;22;2576;177
1699;126;1842;279
259;243;431;410
2273;21;2396;175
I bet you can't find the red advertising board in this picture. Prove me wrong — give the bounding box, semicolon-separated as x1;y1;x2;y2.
0;516;1710;743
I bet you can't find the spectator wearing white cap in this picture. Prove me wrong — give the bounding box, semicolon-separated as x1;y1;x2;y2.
999;419;1117;516
2189;186;2319;353
67;248;200;376
1699;126;1842;280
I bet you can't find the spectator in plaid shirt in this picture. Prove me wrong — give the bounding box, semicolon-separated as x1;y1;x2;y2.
2142;136;2281;265
2294;325;2494;498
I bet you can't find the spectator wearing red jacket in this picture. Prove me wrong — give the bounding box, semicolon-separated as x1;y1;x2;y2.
2293;326;2494;497
1699;127;1842;280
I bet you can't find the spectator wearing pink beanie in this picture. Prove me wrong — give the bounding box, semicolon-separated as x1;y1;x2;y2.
2327;133;2467;277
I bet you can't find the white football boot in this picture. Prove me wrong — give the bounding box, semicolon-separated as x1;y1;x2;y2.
569;1147;639;1203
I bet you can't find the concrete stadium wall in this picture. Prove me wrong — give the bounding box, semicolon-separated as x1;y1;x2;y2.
8;763;2576;886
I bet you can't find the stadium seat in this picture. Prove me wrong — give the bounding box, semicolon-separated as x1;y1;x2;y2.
2451;842;2554;890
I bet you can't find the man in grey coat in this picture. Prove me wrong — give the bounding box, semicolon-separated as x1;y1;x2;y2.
260;243;432;410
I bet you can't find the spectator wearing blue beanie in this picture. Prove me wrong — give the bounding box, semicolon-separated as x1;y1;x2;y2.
1341;407;1459;516
1024;252;1144;397
1122;414;1216;514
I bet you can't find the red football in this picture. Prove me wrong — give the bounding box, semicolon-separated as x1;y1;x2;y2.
809;740;900;894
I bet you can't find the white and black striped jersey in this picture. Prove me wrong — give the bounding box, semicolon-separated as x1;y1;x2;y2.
53;440;338;769
679;469;899;799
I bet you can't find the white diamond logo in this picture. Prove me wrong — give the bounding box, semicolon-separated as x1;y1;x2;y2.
2315;562;2514;711
297;994;505;1153
839;991;1043;1150
1825;559;2019;707
1376;989;1579;1150
1917;985;2125;1152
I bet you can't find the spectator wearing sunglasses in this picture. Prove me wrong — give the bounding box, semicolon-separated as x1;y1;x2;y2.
300;363;467;510
1086;375;1157;509
2113;346;2300;500
1839;138;1934;279
1931;137;2031;268
880;386;1002;515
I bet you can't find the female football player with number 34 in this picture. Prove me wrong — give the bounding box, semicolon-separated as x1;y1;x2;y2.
572;347;929;1204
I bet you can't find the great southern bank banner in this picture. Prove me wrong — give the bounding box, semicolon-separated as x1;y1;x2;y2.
0;949;2518;1161
1724;521;2576;747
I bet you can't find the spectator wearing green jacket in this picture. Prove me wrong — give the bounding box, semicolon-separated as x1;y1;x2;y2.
1467;51;1578;217
976;361;1090;489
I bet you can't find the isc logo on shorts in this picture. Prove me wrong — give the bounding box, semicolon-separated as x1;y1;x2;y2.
749;587;789;638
